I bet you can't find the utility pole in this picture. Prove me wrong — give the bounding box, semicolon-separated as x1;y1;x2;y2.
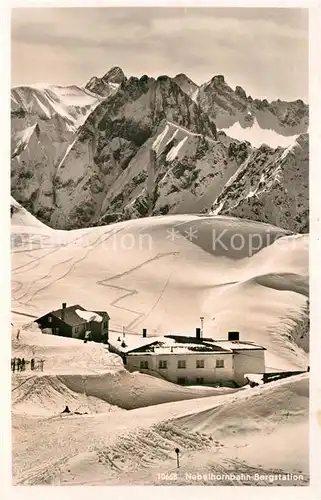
200;316;204;338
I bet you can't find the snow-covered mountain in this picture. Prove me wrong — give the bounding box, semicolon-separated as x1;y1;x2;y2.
211;133;309;233
196;74;308;136
11;67;309;232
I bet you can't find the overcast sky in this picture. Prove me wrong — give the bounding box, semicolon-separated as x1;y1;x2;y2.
11;7;308;101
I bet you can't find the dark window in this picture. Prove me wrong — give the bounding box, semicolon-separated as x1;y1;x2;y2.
196;377;204;384
177;377;186;385
158;360;167;369
177;360;186;369
140;360;149;369
196;359;204;368
216;359;224;368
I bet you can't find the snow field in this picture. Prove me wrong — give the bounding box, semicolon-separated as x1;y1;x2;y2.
12;373;308;485
11;211;309;370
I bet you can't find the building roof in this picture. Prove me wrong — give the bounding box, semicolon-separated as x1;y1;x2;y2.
35;304;109;327
108;334;168;354
165;335;265;351
212;340;266;351
108;332;265;355
109;334;234;355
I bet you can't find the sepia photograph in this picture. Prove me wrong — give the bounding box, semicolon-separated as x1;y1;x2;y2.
10;4;310;487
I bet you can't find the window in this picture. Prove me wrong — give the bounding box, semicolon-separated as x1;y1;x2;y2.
216;359;224;368
177;377;186;385
48;316;52;323
196;377;204;384
177;360;186;369
196;359;204;369
140;360;149;369
158;360;167;369
74;326;79;333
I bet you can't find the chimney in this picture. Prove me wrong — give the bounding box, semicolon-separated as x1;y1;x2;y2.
228;331;239;341
61;302;67;321
142;328;147;338
196;327;201;340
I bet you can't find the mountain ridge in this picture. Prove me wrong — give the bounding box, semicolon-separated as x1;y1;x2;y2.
11;66;309;232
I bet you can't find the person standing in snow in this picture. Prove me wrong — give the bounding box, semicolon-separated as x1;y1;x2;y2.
16;358;21;371
11;358;16;372
16;329;20;340
30;358;35;371
21;358;25;371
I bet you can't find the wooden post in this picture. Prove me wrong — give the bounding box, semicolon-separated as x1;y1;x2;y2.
175;447;180;468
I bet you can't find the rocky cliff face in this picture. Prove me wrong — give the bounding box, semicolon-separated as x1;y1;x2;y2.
11;67;309;232
85;66;126;96
174;73;309;136
211;133;309;233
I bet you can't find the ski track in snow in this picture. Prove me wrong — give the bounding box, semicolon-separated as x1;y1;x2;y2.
97;251;180;330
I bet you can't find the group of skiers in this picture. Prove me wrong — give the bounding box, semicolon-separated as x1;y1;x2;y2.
11;357;37;372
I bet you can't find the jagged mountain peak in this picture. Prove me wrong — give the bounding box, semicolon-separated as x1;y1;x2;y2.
208;74;227;87
102;66;126;84
85;67;126;97
81;73;217;145
173;73;197;85
235;85;247;100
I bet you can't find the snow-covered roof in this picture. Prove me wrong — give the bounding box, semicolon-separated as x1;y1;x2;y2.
108;333;262;355
75;309;103;323
108;333;168;354
212;340;266;351
36;304;108;326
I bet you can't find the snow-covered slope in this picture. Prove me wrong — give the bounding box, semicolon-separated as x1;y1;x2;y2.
12;373;308;485
11;211;309;371
10;84;105;222
11;84;103;131
221;118;299;148
11;204;309;486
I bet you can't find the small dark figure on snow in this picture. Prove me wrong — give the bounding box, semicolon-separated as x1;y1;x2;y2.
16;358;21;371
11;358;16;372
21;358;25;371
16;329;20;340
30;358;35;371
62;405;71;414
